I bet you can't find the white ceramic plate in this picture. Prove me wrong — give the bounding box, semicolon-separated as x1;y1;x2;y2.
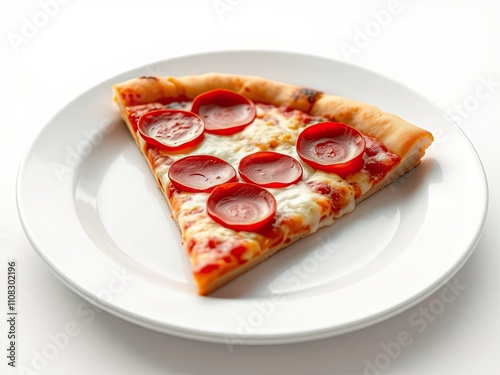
17;51;487;345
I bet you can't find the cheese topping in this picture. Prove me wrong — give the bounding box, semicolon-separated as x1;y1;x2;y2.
127;101;399;271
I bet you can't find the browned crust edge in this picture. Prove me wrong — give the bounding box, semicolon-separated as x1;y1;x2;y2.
113;73;321;113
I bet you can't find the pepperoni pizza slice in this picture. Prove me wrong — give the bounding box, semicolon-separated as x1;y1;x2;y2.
112;73;434;295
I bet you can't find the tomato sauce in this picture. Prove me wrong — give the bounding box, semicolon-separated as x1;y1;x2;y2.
363;135;401;184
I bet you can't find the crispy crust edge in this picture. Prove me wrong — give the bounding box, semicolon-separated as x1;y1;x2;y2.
112;73;322;113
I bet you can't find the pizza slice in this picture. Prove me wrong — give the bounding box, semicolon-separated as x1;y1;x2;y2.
112;73;433;295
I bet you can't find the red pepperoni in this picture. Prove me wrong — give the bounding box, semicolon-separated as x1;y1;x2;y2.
296;122;366;177
191;89;256;135
138;109;204;151
168;155;237;193
238;151;303;188
206;183;277;232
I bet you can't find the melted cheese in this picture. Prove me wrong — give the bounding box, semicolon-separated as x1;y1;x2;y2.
134;103;383;264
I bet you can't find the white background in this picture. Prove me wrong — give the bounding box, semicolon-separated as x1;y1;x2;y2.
1;0;499;374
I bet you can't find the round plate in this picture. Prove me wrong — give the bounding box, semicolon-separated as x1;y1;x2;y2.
16;51;488;344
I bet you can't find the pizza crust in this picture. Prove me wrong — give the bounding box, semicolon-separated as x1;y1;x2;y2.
113;73;321;113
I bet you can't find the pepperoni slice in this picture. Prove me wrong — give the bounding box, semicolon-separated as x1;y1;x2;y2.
168;155;237;193
138;109;204;151
238;151;303;188
296;122;366;177
191;89;256;135
206;183;277;232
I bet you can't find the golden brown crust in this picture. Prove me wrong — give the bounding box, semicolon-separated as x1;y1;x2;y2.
113;73;322;112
